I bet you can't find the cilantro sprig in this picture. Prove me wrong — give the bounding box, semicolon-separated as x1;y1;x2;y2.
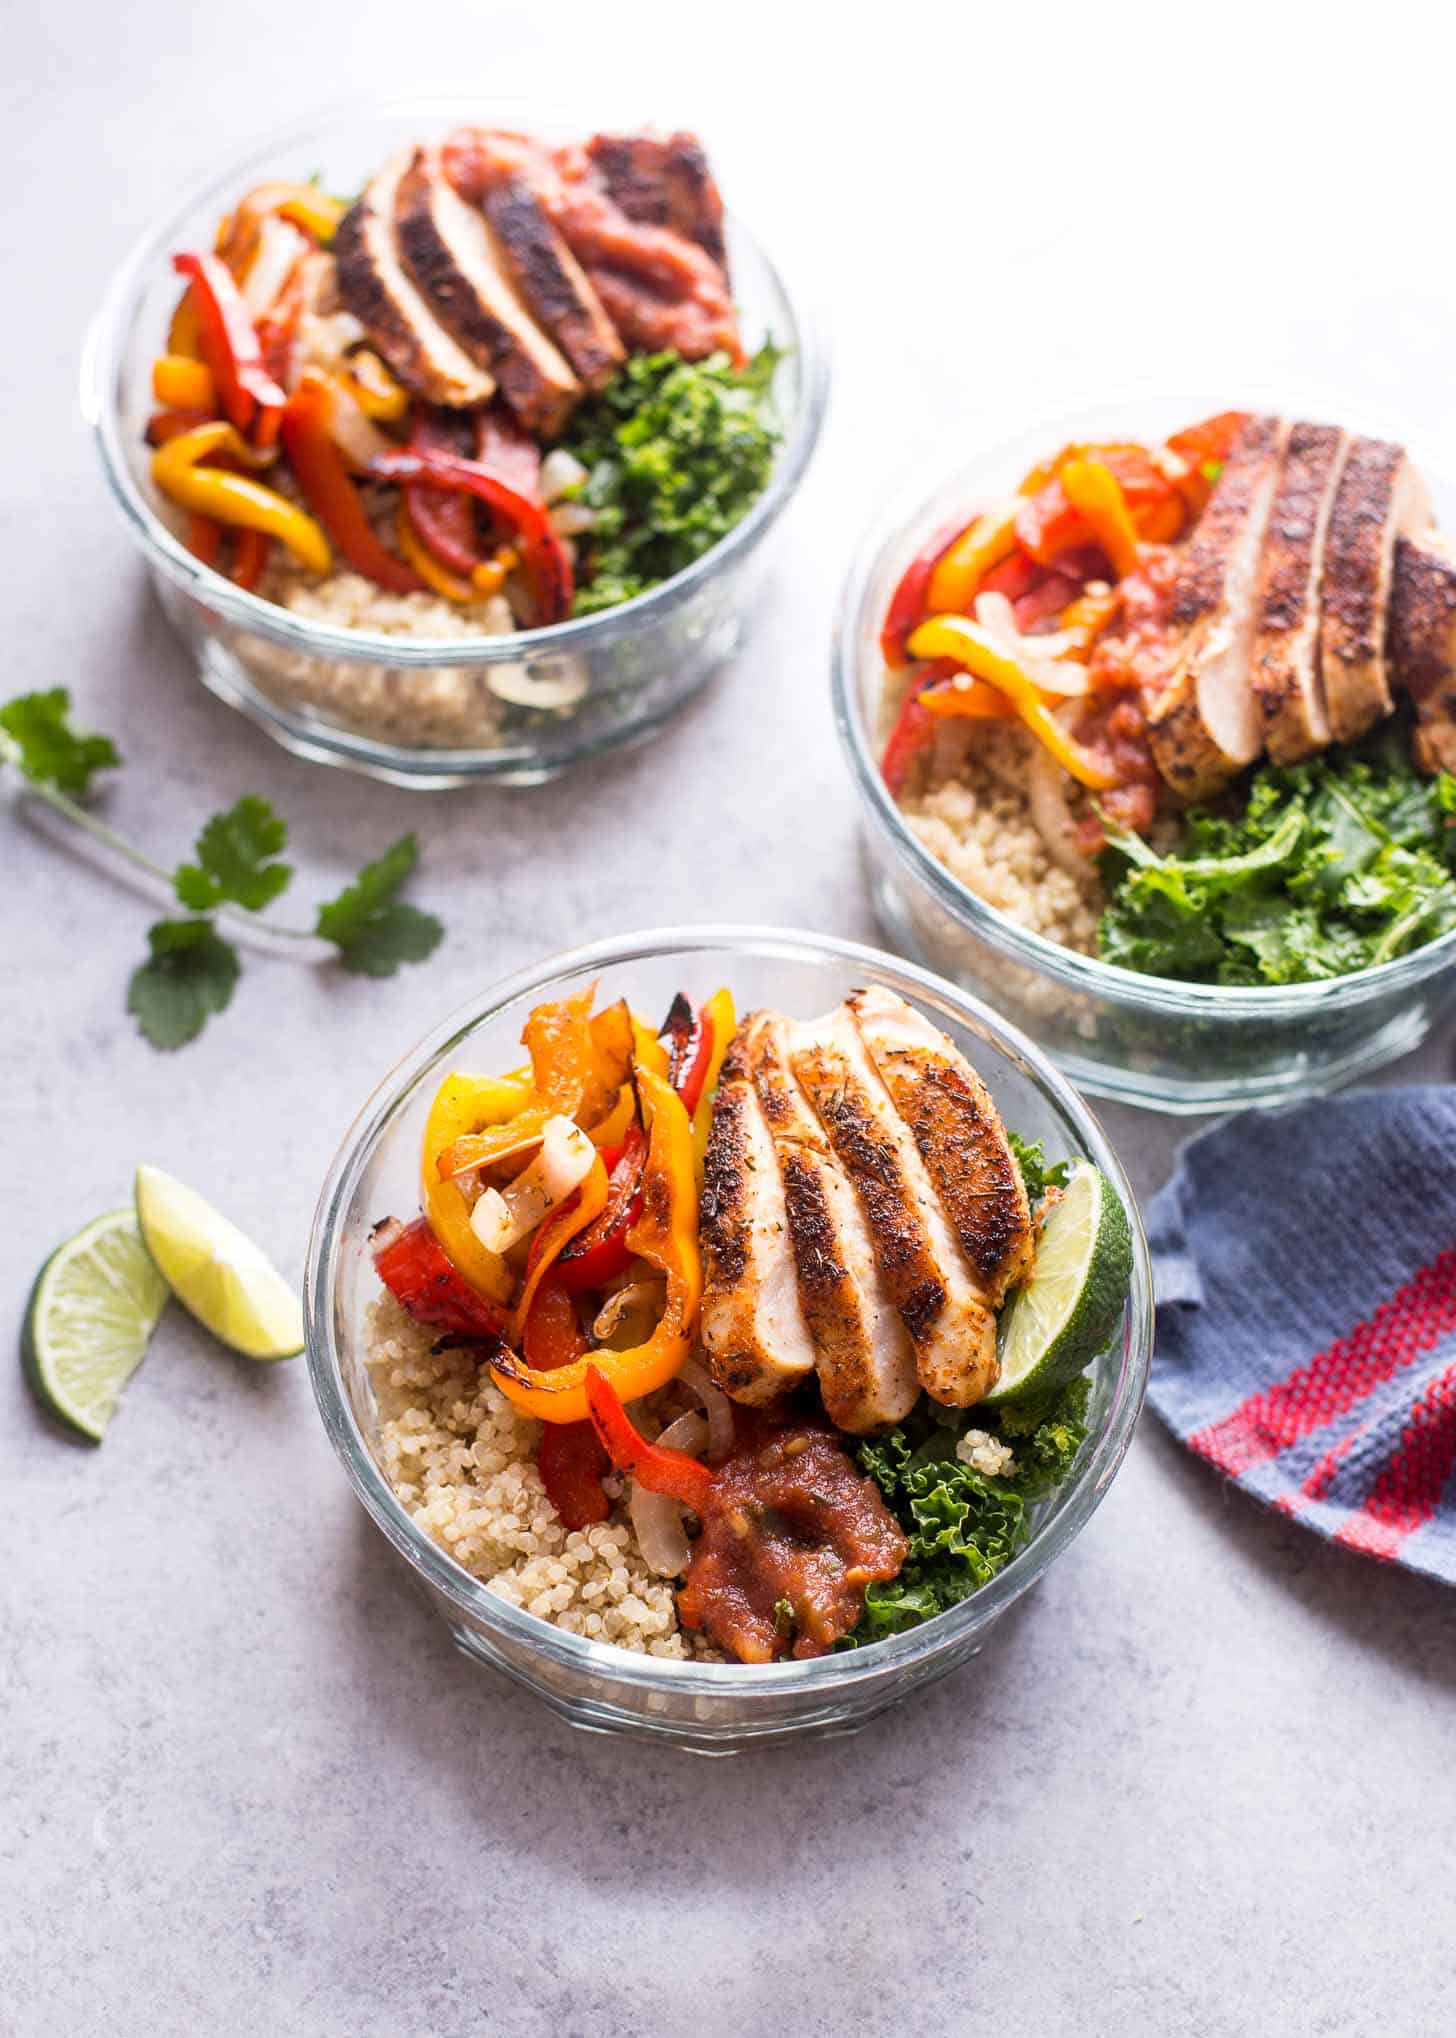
3;689;444;1049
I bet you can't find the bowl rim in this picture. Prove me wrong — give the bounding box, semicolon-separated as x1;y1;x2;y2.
831;403;1456;1015
304;922;1153;1696
81;91;831;668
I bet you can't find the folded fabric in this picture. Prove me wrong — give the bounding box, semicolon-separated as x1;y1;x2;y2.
1146;1086;1456;1583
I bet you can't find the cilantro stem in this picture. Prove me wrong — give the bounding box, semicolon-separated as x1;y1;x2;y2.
6;755;333;963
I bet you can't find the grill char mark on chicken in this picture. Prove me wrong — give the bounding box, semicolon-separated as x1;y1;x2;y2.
583;132;728;269
334;151;496;408
1147;414;1289;800
1320;437;1432;744
847;987;1033;1309
698;1041;817;1404
394;148;581;437
1249;422;1347;763
744;1013;919;1433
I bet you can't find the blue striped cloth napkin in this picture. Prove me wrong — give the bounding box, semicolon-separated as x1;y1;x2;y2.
1145;1086;1456;1582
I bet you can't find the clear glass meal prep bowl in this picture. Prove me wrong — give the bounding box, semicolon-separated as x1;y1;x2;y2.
305;925;1151;1754
82;97;829;790
833;396;1456;1115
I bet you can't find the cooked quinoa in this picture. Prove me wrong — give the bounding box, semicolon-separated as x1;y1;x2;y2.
365;1294;696;1658
897;712;1105;954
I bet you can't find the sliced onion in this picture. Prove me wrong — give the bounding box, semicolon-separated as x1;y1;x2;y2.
678;1356;736;1460
550;501;596;538
629;1410;709;1576
242;214;308;320
326;376;395;474
540;448;588;503
593;1279;665;1347
468;1115;594;1253
970;593;1090;696
1027;740;1096;877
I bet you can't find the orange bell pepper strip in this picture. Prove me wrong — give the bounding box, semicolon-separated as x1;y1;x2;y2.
435;992;634;1181
280;375;424;595
490;1069;701;1424
186;514;224;569
508;1156;609;1342
152;422;332;573
171;252;286;445
230;528;272;592
397;505;477;603
1059;587;1123;656
907;615;1120;791
1058;459;1142;581
334;350;409;422
153;354;216;411
219;182;348;265
926;503;1021;615
690;987;736;1178
921;676;1019;721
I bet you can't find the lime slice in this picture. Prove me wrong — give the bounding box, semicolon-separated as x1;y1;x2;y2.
134;1164;303;1360
988;1160;1132;1404
23;1210;170;1441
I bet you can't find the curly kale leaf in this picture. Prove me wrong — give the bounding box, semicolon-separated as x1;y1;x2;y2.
563;345;782;616
1007;1132;1070;1206
0;689;119;795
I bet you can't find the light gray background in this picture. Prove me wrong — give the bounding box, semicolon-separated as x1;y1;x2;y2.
5;4;1454;2034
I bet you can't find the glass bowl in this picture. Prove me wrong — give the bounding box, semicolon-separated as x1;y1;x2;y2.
833;396;1456;1114
83;98;829;789
304;925;1151;1753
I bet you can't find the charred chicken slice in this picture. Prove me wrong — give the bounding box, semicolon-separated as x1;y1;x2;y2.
1389;532;1456;774
440;130;625;391
335;151;497;408
394;147;582;437
787;1007;1000;1409
1147;414;1289;800
582;131;729;269
846;987;1033;1308
699;1041;817;1404
1249;422;1347;762
1320;437;1432;744
744;1012;919;1433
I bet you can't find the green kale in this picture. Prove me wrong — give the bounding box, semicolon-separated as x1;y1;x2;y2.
845;1375;1093;1644
1007;1132;1070;1206
0;688;119;795
562;344;782;616
1098;718;1456;985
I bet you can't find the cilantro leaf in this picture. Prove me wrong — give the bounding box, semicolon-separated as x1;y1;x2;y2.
127;919;240;1049
173;795;292;912
0;689;119;795
314;834;444;977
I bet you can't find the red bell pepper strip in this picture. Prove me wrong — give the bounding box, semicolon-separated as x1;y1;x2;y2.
879;659;960;796
659;995;715;1118
282;375;425;595
881;516;973;668
147;407;217;449
524;1281;610;1528
187;515;224;569
476;406;543;501
1013;571;1084;632
229;527;272;592
373;1216;508;1340
975;549;1044;604
585;1365;714;1513
405;411;483;577
554;1121;649;1294
369;448;572;625
171;251;286;444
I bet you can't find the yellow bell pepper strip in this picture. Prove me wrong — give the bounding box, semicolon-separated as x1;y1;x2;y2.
281;375;425;595
171;252;287;444
397;504;477;603
151;422;333;574
690;987;736;1178
589;1082;637;1150
419;1072;528;1304
631;1015;670;1082
335;350;409;422
490;1068;702;1423
1058;459;1142;581
218;182;349;267
152;354;216;411
508;1154;609;1343
907;616;1120;791
926;503;1020;615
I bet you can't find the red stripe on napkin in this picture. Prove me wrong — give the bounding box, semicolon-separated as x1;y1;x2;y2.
1333;1358;1456;1561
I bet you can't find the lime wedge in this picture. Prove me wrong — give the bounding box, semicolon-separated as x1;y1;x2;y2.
23;1210;170;1441
134;1164;303;1360
988;1160;1132;1405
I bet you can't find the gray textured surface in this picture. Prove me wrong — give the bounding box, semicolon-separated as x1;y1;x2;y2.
5;3;1456;2033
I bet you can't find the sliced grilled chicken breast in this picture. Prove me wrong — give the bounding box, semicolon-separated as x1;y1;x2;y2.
847;987;1033;1308
1249;422;1347;762
583;131;729;269
394;149;581;437
744;1013;919;1433
788;1007;999;1409
334;152;496;408
1389;532;1456;774
698;1041;817;1405
1147;413;1289;799
479;177;626;392
1320;437;1432;744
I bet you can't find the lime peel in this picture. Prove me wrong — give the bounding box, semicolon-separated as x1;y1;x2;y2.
23;1210;170;1441
988;1160;1132;1405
